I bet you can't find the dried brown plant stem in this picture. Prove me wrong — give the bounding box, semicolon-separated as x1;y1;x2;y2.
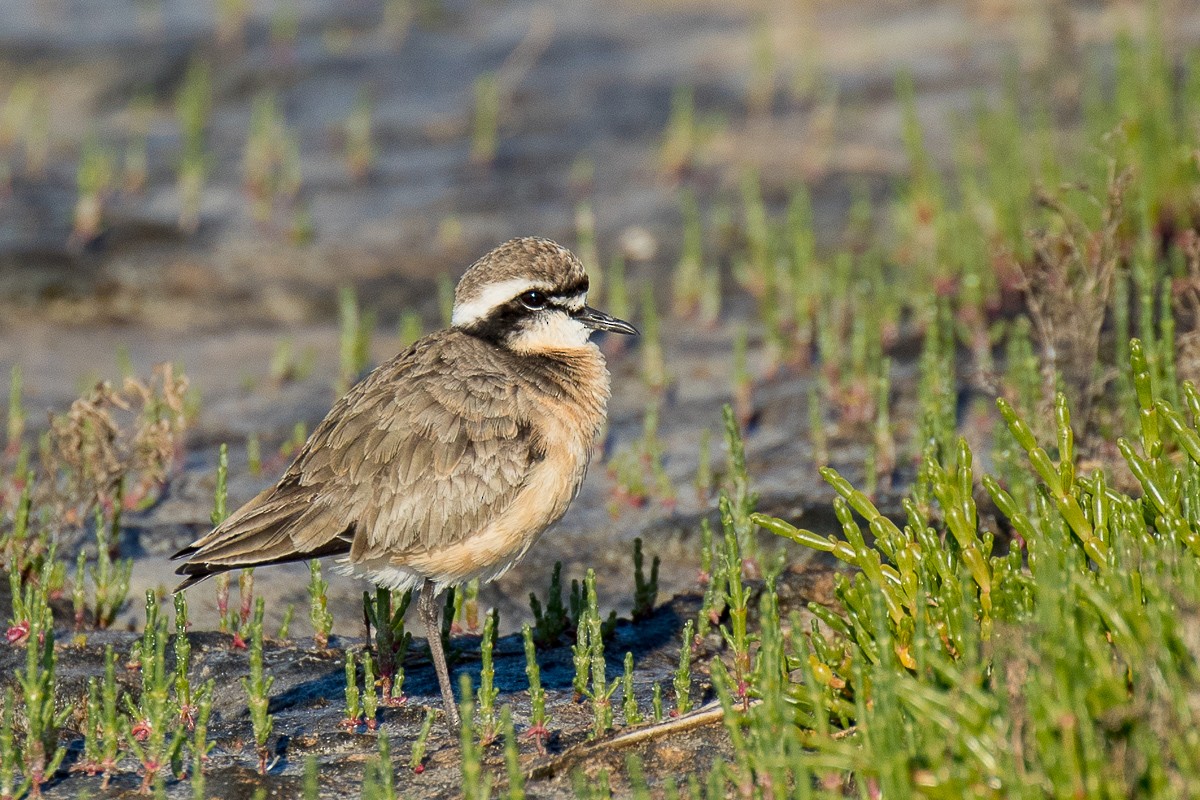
1020;164;1130;436
42;364;189;521
517;698;856;784
523;700;737;782
1172;230;1200;375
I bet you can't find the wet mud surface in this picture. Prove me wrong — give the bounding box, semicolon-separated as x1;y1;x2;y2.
0;567;841;798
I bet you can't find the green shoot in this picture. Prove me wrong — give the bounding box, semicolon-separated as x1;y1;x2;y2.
337;285;375;395
673;620;694;716
0;689;18;799
470;72;500;167
438;273;455;328
459;673;490;798
91;505;133;630
188;680;214;800
344;88;375;182
364;587;413;703
409;709;436;774
398;311;424;349
124;591;185;793
302;754;319;799
640;284;667;392
175;59;212;233
241;597;274;773
277;603;294;639
522;624;550;751
501;705;526;799
6;364;23;454
173;593;195;728
622;652;642;726
15;602;69;797
584;571;617;738
308;559;334;650
672;189;704;316
607;254;630;329
72;133;115;246
529;561;571;645
477;608;499;744
631;537;660;622
575;201;600;304
343;649;361;730
695;428;713;502
361;731;396;800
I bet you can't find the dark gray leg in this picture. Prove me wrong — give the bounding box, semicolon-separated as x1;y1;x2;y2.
419;580;460;731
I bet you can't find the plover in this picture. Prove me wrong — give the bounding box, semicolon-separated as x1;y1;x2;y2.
173;236;637;728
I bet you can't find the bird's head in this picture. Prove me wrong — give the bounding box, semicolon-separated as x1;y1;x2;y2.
451;237;638;353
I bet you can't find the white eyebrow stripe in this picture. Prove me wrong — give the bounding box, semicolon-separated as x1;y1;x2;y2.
451;278;545;327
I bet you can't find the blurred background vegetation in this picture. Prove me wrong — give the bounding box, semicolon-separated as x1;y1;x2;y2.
3;0;1200;796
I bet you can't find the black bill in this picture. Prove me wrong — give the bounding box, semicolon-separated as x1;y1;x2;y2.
575;306;639;335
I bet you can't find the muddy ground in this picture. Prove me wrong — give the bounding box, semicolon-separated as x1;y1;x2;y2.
1;0;1199;796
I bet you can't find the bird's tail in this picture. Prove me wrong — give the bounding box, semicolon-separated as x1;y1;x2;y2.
171;486;353;591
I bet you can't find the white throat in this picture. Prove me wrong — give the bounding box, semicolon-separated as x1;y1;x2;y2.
509;312;593;352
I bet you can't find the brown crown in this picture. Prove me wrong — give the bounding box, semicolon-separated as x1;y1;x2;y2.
454;237;587;306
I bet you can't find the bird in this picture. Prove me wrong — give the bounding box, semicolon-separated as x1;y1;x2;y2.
171;236;637;730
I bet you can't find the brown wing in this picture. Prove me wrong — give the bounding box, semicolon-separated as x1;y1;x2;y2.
173;331;542;587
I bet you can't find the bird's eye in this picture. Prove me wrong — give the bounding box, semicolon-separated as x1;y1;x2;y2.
519;290;548;310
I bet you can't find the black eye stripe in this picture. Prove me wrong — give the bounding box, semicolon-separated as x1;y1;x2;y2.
512;277;587;304
513;289;584;311
463;281;586;345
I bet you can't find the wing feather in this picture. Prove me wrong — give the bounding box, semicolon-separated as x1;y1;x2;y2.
173;331;541;587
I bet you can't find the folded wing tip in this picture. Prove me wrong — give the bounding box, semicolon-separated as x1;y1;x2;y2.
170;545;199;561
172;565;212;593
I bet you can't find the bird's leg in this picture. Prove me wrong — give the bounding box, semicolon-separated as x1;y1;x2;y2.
419;579;461;731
